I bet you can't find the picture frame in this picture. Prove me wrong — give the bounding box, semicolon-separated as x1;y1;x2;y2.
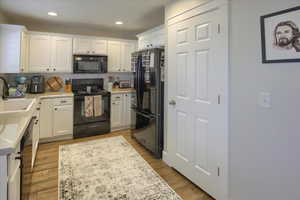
260;6;300;63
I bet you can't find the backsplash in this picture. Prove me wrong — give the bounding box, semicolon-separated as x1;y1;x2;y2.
0;72;134;93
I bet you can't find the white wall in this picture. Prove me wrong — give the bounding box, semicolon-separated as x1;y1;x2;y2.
230;0;300;199
165;0;300;200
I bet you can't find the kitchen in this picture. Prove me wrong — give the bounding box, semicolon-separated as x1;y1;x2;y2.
0;0;188;199
0;21;169;200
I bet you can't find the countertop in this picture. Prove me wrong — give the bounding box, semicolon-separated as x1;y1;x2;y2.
25;91;74;99
110;88;135;94
0;91;73;156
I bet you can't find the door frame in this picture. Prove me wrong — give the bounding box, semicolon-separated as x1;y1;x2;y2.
163;0;229;199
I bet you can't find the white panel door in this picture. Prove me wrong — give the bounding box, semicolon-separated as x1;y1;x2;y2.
28;34;51;72
53;105;73;136
167;7;227;199
51;36;72;72
107;41;122;72
121;42;135;72
73;38;92;54
92;39;107;55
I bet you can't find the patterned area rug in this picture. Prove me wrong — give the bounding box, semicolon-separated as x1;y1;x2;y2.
58;136;182;200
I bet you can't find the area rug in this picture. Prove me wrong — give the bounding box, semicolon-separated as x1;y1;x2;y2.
58;136;182;200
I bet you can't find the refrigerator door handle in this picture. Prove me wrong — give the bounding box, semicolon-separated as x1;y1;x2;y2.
135;111;156;120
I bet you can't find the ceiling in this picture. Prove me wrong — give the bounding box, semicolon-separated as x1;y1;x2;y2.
0;0;170;39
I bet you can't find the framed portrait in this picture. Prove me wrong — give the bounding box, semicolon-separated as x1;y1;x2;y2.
260;6;300;63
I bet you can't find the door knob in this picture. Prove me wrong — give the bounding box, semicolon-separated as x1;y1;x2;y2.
169;100;176;106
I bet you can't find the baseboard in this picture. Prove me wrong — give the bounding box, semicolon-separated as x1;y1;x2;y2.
39;134;73;144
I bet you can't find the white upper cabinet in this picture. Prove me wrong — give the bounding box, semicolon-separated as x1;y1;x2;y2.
28;33;73;73
121;42;136;72
73;38;92;54
91;39;107;55
73;38;107;55
28;34;52;72
51;36;72;73
137;25;165;50
0;24;28;73
107;41;122;72
108;41;136;72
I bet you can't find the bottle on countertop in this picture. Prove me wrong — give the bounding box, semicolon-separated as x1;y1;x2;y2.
64;79;72;93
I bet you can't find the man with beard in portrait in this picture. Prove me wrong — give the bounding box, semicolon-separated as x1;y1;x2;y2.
292;33;300;52
274;21;299;51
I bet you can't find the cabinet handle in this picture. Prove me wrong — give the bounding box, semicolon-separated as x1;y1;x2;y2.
47;68;49;71
54;108;58;111
92;51;95;54
61;100;67;103
15;156;21;160
87;51;90;53
53;68;56;71
36;108;40;110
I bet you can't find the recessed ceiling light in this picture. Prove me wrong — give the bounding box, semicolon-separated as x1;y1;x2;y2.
48;12;58;16
115;21;123;25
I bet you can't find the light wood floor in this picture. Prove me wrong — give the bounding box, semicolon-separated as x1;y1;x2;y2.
22;130;214;200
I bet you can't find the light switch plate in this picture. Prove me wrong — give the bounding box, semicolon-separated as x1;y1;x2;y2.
258;92;271;108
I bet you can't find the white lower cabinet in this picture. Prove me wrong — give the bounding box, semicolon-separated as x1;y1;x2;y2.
111;93;135;131
7;143;21;200
53;105;73;136
8;166;20;200
31;109;40;169
39;97;73;140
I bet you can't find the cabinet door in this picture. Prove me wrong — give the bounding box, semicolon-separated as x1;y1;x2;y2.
53;105;73;137
123;93;132;127
73;38;92;54
138;36;152;50
20;31;29;73
121;42;136;72
91;39;107;55
51;36;72;72
8;165;20;200
31;110;40;169
28;34;51;72
39;99;53;139
111;95;123;128
107;41;121;72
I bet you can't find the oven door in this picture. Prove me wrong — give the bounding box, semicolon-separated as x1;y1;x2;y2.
73;55;107;73
73;94;110;125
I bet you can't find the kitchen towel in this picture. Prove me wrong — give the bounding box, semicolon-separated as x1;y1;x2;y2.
84;96;94;118
93;95;103;117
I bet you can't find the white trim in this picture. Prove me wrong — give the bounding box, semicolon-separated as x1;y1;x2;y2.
136;24;165;38
167;0;228;26
27;31;137;43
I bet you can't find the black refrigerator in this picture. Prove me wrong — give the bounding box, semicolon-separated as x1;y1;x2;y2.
131;48;165;159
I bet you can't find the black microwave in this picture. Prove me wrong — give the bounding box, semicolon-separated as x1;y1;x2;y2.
73;55;107;73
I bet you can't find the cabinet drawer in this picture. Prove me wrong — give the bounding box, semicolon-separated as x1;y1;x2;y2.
111;94;122;101
53;97;73;106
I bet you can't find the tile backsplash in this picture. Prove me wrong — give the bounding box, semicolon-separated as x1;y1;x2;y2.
1;72;134;92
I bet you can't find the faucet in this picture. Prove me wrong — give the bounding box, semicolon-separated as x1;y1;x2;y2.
0;77;9;99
